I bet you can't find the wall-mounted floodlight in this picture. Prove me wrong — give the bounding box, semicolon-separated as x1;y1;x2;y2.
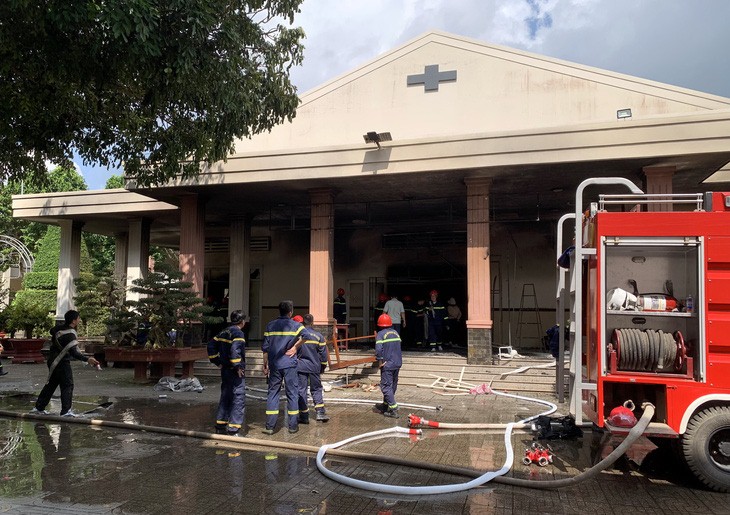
363;131;392;149
617;108;632;119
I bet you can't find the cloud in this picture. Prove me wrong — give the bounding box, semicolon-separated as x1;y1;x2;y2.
290;0;730;98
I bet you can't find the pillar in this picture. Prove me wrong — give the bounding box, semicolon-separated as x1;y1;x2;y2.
179;194;205;296
643;166;675;212
56;220;84;320
309;189;335;337
465;177;493;364
228;218;251;317
114;232;128;286
126;218;150;302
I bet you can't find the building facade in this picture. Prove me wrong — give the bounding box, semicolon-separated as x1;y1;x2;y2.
13;32;730;363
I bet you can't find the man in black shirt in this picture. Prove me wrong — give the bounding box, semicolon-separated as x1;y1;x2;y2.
31;310;99;416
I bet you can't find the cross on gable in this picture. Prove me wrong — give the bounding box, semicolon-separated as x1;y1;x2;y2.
407;64;457;92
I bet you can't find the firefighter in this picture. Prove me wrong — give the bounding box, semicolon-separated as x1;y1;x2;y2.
426;289;448;351
374;313;402;418
373;293;388;330
297;314;330;423
415;298;427;347
31;310;100;416
261;300;304;435
333;288;347;324
208;310;246;436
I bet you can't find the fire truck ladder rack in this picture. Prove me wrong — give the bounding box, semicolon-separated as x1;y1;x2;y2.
555;213;575;403
597;193;704;211
566;178;644;425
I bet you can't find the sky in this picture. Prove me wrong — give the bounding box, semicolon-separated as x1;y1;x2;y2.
78;0;730;189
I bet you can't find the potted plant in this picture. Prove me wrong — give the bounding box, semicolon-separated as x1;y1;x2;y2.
105;262;222;380
5;294;53;363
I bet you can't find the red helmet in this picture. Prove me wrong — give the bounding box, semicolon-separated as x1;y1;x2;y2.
377;313;393;327
403;295;412;302
337;288;345;296
378;293;388;302
430;289;438;296
292;315;304;323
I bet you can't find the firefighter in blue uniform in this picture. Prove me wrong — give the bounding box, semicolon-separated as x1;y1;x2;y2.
374;313;402;418
261;300;304;434
426;289;448;352
208;310;247;436
296;314;330;423
333;288;347;324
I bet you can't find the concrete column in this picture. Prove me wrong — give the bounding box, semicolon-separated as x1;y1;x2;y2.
179;194;205;295
56;220;84;320
114;232;128;286
309;189;335;331
643;166;675;212
465;177;493;364
228;218;251;317
126;218;150;302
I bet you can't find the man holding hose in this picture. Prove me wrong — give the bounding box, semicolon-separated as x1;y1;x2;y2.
30;310;100;417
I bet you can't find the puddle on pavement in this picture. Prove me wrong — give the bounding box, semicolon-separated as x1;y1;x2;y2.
0;392;698;513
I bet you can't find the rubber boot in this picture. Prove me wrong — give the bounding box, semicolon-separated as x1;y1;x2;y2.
315;410;330;422
383;408;399;419
373;402;387;413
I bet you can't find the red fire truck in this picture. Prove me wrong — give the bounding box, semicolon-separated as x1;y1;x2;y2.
560;178;730;492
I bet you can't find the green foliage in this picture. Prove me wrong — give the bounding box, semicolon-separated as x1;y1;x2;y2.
19;272;57;290
108;262;221;347
31;227;61;272
105;175;126;189
13;290;56;313
6;294;53;338
74;275;125;340
29;226;93;275
83;233;116;276
1;1;305;187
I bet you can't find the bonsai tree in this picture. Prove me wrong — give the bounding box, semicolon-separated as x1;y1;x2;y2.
6;294;53;338
74;275;125;342
108;262;221;348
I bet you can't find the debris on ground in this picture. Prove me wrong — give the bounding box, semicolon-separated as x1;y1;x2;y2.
153;376;204;393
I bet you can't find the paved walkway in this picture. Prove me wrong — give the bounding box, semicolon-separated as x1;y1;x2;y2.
0;359;725;514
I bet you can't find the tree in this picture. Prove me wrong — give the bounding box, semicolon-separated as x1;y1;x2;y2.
105;175;126;189
107;262;221;347
0;1;305;187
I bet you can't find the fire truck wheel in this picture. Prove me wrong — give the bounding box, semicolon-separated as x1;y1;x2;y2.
682;406;730;492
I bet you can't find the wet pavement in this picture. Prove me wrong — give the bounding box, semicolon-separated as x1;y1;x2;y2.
0;360;727;514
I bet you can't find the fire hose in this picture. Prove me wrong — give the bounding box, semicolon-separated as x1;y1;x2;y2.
0;401;655;492
314;387;557;495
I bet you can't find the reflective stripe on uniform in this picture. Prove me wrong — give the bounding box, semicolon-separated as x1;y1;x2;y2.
263;330;302;337
266;410;279;415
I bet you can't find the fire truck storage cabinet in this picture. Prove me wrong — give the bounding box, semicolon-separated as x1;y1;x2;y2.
587;236;704;429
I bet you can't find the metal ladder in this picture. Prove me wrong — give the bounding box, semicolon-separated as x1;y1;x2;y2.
565;178;644;425
516;283;542;347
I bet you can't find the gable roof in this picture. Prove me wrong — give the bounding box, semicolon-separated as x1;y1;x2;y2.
234;30;730;154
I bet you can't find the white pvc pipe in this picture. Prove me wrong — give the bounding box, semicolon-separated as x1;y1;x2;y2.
316;388;557;495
